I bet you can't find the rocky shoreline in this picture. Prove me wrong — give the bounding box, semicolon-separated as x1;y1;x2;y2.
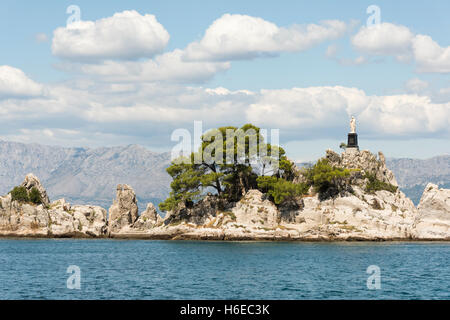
1;149;449;241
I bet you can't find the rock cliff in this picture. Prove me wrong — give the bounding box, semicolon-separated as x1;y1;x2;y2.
1;148;449;240
108;184;139;232
414;183;450;239
0;175;107;237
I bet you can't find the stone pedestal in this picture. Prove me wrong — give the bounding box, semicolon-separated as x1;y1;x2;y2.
347;132;359;150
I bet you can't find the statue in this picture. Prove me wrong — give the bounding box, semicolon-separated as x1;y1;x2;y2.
347;115;359;150
350;116;356;133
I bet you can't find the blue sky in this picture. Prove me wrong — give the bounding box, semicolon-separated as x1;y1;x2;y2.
0;0;449;161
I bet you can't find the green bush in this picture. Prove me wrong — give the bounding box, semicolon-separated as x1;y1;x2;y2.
257;176;308;205
365;174;398;194
29;187;42;204
10;186;29;202
9;186;44;205
304;159;352;200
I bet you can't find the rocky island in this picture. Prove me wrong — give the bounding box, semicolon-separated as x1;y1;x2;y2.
1;122;449;241
0;150;448;241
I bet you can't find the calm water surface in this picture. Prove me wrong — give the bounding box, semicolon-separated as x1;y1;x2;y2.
0;239;448;299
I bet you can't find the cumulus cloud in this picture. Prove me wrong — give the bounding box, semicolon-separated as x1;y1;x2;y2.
0;66;44;99
52;10;170;61
183;14;352;61
351;23;414;56
1;80;449;149
412;35;450;73
246;87;450;141
351;22;450;73
51;13;354;83
78;49;230;83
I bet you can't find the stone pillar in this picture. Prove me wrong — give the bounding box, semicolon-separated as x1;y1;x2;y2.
347;132;359;150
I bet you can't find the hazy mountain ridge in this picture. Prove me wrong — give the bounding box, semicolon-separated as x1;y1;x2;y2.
0;140;448;209
386;155;450;186
0;141;171;210
386;155;450;204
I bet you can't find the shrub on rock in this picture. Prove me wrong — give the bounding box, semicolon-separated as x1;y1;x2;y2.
10;186;29;202
257;176;308;205
304;159;353;200
29;187;43;204
364;173;398;194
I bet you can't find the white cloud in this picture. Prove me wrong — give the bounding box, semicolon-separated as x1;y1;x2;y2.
351;22;450;73
246;86;450;138
0;66;44;99
1;81;449;149
351;23;414;56
405;78;429;93
183;14;352;61
78;49;230;83
325;44;366;66
412;35;450;73
52;10;170;61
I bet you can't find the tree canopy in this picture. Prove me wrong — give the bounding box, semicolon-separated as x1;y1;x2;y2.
160;124;363;212
159;124;298;212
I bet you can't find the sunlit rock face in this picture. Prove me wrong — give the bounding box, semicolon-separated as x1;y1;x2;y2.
108;184;139;232
0;174;108;237
415;183;450;239
20;173;51;206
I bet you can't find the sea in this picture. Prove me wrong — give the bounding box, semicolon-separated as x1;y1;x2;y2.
0;239;448;299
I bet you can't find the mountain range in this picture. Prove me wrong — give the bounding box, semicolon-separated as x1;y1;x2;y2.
0;140;171;211
386;155;450;204
0;140;448;208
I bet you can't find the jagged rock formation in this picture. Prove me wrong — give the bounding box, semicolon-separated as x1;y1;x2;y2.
163;194;229;226
114;149;444;240
326;149;398;186
0;175;107;237
233;190;280;228
415;183;450;239
108;184;139;232
133;203;163;230
0;148;449;240
20;173;51;206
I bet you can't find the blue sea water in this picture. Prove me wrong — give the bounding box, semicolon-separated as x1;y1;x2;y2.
0;239;448;300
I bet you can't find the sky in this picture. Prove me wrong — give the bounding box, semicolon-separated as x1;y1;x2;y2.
0;0;449;161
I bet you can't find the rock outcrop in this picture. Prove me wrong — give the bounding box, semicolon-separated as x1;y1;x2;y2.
415;183;450;239
0;188;107;238
0;193;49;237
133;203;163;229
20;173;51;206
233;190;280;228
108;184;139;232
326;149;398;186
1;153;449;241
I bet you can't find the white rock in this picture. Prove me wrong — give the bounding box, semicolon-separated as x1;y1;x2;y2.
415;183;450;239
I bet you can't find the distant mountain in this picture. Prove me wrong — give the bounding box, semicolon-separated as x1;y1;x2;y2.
0;140;448;209
0;141;171;211
386;155;450;205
